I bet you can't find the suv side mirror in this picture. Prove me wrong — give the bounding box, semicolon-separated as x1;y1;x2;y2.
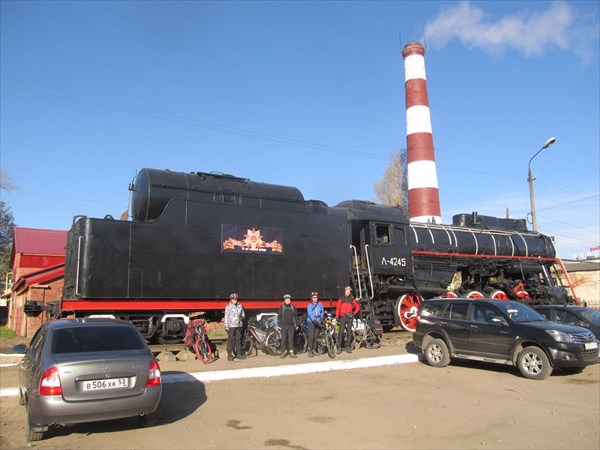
491;316;507;326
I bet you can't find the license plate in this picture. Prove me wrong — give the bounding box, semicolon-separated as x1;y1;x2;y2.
584;342;598;350
82;378;129;391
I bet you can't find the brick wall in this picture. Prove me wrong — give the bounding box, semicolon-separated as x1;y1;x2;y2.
8;279;64;337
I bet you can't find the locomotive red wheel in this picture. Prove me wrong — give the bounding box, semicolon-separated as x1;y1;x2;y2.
396;294;422;332
441;291;458;298
512;283;531;300
466;291;484;299
490;290;509;300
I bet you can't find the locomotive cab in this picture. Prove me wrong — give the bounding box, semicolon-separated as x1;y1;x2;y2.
337;201;414;303
361;222;412;275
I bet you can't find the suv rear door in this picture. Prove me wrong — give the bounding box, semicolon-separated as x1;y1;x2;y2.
445;302;471;353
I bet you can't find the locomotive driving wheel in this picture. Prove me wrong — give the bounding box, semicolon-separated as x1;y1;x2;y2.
490;290;509;300
466;291;484;299
396;294;422;332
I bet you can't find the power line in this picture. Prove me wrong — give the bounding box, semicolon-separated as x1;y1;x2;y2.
538;213;599;234
537;194;600;213
3;79;391;161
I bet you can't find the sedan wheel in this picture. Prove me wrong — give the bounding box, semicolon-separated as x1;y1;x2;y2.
138;411;159;427
517;346;552;380
18;387;25;406
26;406;44;442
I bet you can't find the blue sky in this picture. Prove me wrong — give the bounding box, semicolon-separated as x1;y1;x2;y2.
1;1;598;260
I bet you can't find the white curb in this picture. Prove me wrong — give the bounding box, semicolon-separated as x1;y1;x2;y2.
163;353;421;384
0;353;422;397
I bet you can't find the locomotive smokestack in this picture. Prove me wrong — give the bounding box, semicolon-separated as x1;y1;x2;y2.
403;42;442;224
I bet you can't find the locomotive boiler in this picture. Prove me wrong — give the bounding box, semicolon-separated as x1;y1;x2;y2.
57;168;577;342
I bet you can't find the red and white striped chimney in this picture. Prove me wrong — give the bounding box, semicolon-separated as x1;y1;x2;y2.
403;42;441;224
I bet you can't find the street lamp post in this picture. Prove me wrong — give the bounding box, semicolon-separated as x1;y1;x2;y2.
528;137;556;232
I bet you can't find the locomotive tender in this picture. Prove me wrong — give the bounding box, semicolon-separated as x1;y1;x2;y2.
58;168;577;342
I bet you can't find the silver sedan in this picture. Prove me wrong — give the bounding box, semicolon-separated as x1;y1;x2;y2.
18;318;162;441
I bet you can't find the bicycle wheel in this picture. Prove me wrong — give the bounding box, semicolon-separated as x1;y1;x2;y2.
364;326;381;349
315;331;326;355
265;329;282;355
195;338;214;364
241;334;257;358
326;332;336;358
295;330;308;354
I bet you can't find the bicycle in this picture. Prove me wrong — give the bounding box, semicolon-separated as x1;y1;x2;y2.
184;318;214;363
353;316;382;349
315;315;336;358
240;317;282;357
265;320;309;355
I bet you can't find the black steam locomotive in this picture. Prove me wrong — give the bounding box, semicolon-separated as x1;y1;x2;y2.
57;168;577;342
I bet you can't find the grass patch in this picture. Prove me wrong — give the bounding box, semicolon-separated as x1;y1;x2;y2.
0;325;18;339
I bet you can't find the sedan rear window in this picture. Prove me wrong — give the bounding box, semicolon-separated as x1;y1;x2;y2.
52;326;146;354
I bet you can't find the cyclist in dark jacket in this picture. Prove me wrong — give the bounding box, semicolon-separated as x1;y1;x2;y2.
307;291;325;357
278;294;298;358
336;286;360;353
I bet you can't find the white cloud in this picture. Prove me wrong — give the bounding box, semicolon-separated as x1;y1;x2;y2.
424;1;598;63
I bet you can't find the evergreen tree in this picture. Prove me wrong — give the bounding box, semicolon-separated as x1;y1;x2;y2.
0;201;16;290
0;170;17;291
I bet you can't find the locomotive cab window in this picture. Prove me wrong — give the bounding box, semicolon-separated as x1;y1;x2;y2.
375;224;391;245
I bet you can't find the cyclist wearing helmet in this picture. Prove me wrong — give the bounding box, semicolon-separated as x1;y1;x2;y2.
225;293;245;361
336;286;360;353
306;292;325;357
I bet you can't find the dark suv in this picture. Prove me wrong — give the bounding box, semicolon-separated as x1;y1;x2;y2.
413;299;598;380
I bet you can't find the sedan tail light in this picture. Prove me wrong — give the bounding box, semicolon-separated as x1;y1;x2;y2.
145;360;161;388
39;365;62;396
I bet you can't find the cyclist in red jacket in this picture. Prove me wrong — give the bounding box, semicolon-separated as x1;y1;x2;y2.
336;286;360;353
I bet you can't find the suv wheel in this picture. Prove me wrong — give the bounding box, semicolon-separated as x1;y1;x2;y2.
424;338;450;367
517;346;552;380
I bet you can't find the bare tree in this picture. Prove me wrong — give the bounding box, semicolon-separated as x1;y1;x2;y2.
0;170;17;192
373;150;408;214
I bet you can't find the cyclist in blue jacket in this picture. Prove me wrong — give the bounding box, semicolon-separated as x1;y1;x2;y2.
307;292;325;357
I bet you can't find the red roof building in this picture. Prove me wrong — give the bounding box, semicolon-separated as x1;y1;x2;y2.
4;228;67;337
10;228;67;279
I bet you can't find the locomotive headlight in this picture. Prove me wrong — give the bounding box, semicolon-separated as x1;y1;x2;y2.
545;330;574;343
